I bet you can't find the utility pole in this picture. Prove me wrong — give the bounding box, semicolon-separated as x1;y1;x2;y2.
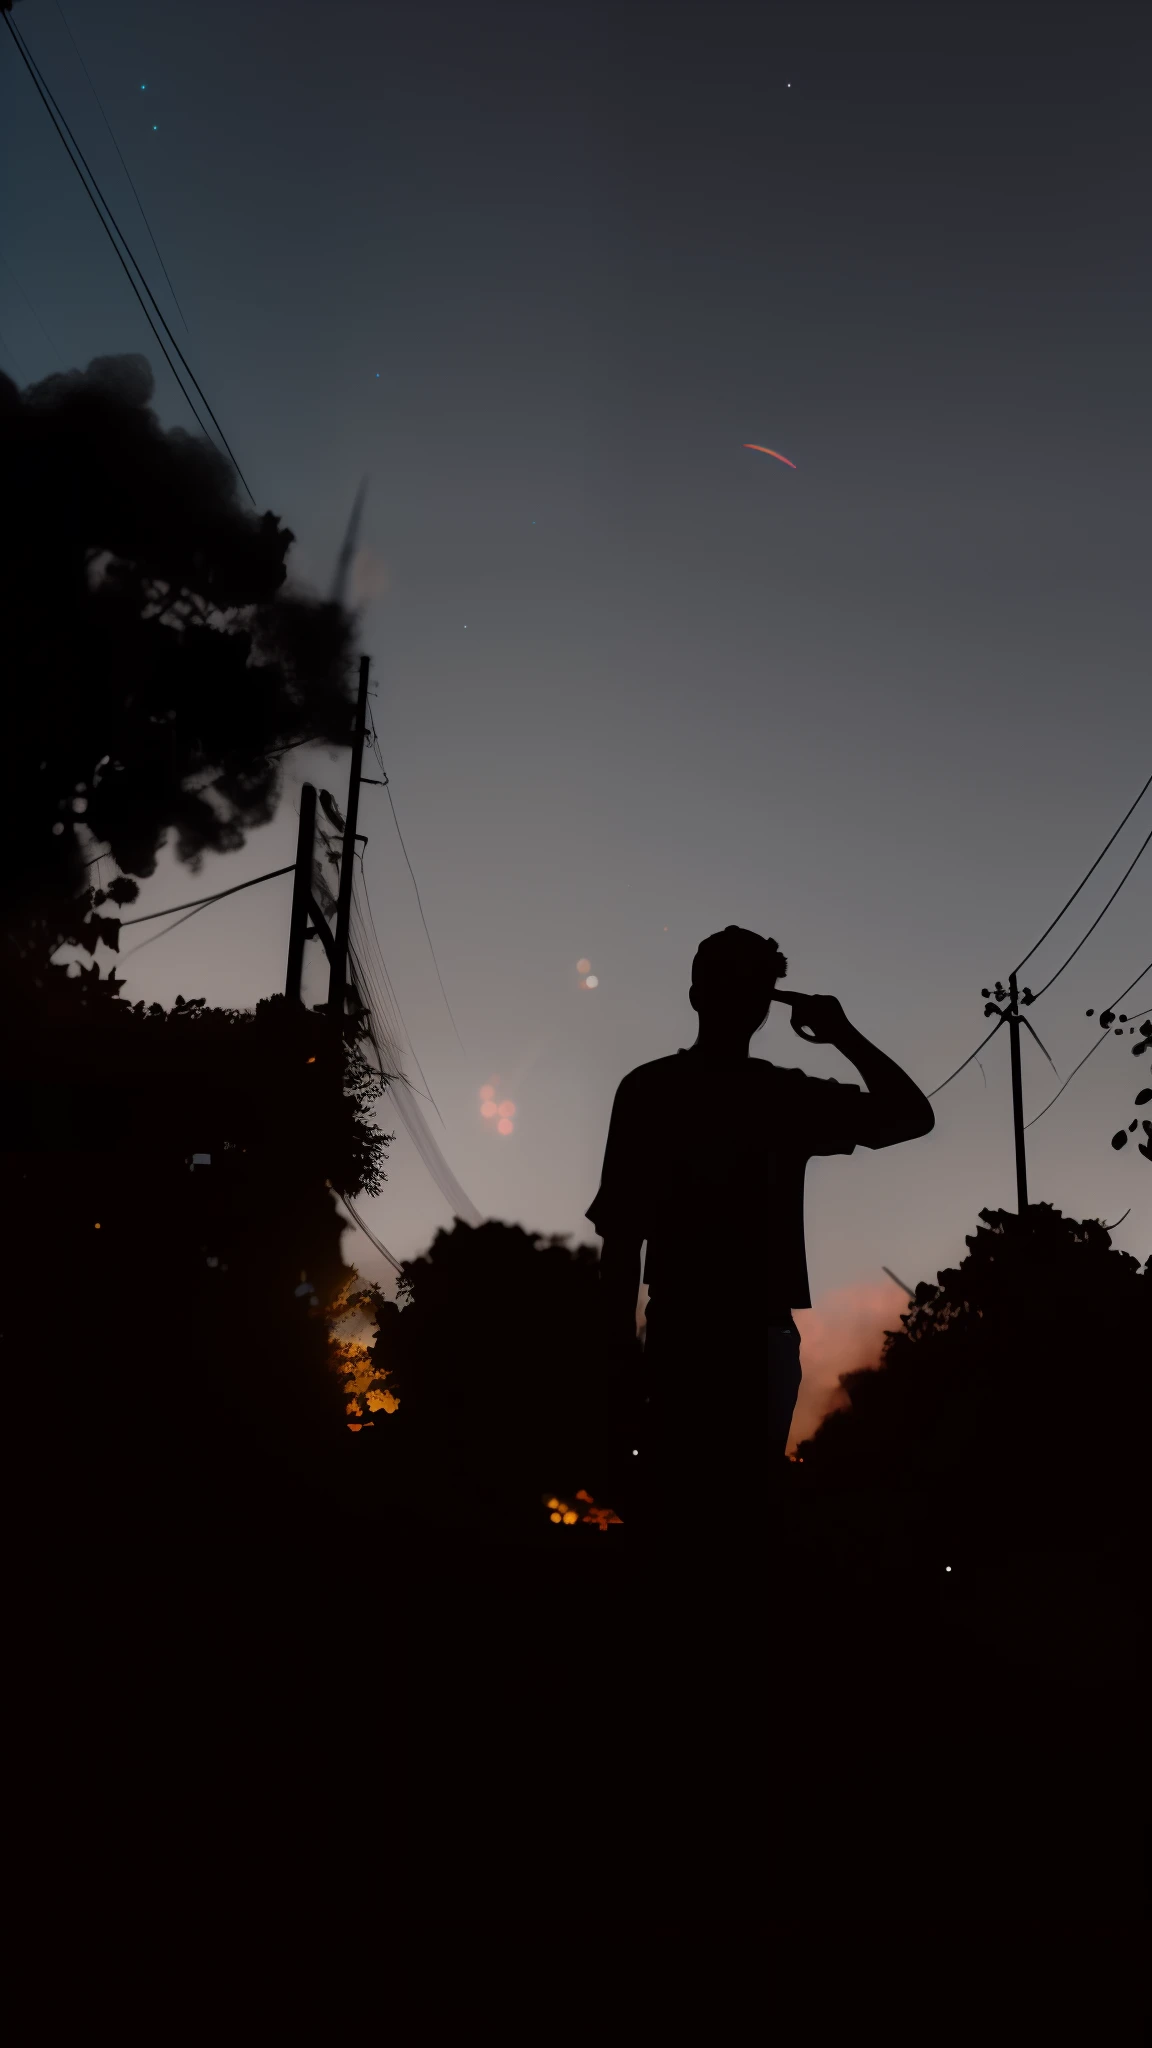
1007;971;1029;1214
982;971;1037;1215
285;782;318;1003
328;653;371;1026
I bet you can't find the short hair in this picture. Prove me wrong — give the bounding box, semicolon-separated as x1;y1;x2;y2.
691;926;788;997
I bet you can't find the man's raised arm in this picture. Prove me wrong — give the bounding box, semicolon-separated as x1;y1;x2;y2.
785;992;935;1147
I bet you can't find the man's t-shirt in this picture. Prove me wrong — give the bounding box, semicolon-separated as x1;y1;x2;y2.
585;1048;879;1316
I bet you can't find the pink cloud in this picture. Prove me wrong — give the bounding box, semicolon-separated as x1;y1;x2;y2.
789;1279;909;1453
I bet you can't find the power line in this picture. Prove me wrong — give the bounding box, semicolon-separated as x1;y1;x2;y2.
117;863;295;927
927;1015;1005;1098
52;0;188;329
353;856;444;1118
1025;826;1151;1002
383;783;467;1057
1108;962;1152;1010
363;721;466;1056
1024;960;1152;1131
1011;768;1151;978
329;1187;404;1277
3;13;254;504
116;864;293;958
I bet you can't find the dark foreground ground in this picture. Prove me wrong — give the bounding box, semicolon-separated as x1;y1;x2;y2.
27;1442;1143;1981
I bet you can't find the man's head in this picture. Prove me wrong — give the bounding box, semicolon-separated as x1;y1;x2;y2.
690;926;788;1039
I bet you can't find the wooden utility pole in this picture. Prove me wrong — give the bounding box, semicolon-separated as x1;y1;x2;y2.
1007;971;1029;1214
285;782;318;1003
328;653;371;1024
982;971;1037;1215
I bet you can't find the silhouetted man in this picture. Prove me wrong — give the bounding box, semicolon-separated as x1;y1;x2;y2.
586;926;934;1554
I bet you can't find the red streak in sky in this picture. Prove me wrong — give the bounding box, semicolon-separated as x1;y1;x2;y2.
744;444;796;468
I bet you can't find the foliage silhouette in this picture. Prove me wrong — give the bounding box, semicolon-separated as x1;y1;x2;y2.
7;986;390;1528
344;1220;619;1536
1;352;356;1001
796;1203;1149;1575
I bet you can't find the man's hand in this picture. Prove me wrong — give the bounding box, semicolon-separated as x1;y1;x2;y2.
782;992;851;1047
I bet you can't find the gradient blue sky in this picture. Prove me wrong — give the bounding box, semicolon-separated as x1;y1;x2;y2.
4;1;1149;1319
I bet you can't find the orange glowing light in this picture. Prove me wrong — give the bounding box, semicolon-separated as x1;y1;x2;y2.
94;1222;101;1230
481;1100;498;1117
582;1505;623;1532
306;1056;316;1064
497;1117;514;1135
576;958;591;975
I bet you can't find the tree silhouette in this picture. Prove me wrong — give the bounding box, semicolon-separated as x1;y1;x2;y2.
6;990;390;1524
347;1221;619;1535
797;1204;1149;1574
1;352;356;1003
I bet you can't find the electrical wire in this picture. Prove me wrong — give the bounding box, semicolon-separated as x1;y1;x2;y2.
354;893;436;1107
1024;954;1152;1129
118;863;295;927
384;782;467;1056
118;897;216;956
328;1186;403;1276
3;13;254;503
352;856;443;1117
52;0;188;328
117;864;294;958
364;719;467;1058
1025;826;1151;1002
1011;768;1152;978
349;913;438;1112
1095;961;1151;1013
346;941;482;1227
927;1015;1006;1098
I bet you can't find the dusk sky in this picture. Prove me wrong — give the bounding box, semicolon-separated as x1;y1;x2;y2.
4;1;1148;1426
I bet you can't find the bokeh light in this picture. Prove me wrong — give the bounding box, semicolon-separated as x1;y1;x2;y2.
576;958;591;975
481;1100;498;1118
479;1084;495;1101
498;1099;515;1117
497;1117;514;1135
584;974;599;989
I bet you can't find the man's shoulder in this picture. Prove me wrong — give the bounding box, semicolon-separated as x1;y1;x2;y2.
615;1053;686;1096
